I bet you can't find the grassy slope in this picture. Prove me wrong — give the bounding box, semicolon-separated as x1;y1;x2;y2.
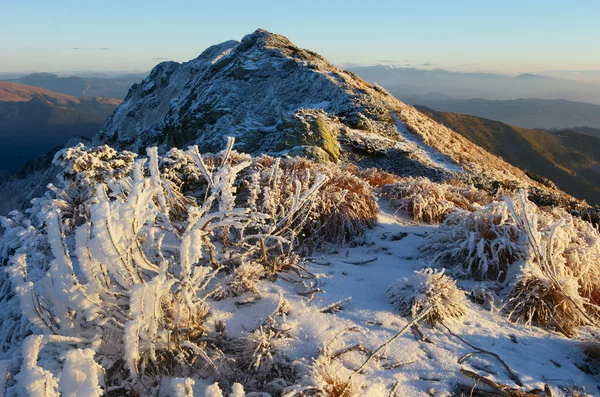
415;105;600;205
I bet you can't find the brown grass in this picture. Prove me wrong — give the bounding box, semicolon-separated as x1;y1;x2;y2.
347;165;398;187
504;276;584;337
381;177;489;224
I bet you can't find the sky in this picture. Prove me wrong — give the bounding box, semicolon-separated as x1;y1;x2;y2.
1;0;599;75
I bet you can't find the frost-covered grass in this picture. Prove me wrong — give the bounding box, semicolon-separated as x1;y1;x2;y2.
0;139;342;396
421;189;600;336
387;268;467;325
380;177;489;224
1;141;600;395
159;149;378;248
420;200;526;282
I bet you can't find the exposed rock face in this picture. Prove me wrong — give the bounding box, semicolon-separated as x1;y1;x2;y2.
94;29;475;179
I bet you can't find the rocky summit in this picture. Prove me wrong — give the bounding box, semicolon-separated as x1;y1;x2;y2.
95;29;533;185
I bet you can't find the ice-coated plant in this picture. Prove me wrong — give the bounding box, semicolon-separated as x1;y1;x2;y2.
419;200;528;282
0;138;327;396
387;268;467;325
381;177;489;224
503;190;600;335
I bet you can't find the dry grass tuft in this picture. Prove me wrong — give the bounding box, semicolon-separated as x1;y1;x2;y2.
420;201;527;282
387;268;467;325
504;275;585;336
347;165;398;187
381;177;489;224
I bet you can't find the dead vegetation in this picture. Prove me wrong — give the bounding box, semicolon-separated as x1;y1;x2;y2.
387;268;467;325
381;177;490;223
421;189;600;336
420;201;527;282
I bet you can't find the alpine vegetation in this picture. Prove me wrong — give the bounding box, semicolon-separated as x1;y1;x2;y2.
419;200;527;282
0;138;377;396
387;268;467;325
420;190;600;336
381;177;489;223
1;29;600;397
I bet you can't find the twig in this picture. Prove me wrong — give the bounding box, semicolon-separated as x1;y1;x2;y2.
342;306;432;393
382;359;419;370
320;297;352;313
460;368;552;397
470;378;481;397
442;322;523;387
411;324;433;343
457;384;498;397
341;257;378;265
460;369;510;397
388;380;400;397
323;327;361;357
330;344;373;360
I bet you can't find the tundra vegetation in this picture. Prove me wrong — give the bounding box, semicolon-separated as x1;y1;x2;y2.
0;139;598;396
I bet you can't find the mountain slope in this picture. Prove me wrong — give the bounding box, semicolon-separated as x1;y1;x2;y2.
545;126;600;139
96;29;542;194
405;97;600;129
415;105;600;204
0;81;120;170
7;72;146;99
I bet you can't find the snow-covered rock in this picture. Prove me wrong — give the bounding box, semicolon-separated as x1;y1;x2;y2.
95;29;532;185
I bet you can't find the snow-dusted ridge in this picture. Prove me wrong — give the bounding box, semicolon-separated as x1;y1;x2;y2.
95;29;535;186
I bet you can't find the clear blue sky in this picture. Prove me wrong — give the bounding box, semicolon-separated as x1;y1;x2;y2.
1;0;598;74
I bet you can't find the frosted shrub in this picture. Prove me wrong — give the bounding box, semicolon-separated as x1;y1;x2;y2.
0;138;326;395
503;191;600;335
424;189;600;335
161;151;378;247
233;156;378;246
0;211;51;358
53;143;137;185
504;273;586;336
381;177;487;224
420;201;528;282
387;268;467;325
304;355;356;397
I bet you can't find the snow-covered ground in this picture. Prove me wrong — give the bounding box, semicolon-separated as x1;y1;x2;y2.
203;207;599;396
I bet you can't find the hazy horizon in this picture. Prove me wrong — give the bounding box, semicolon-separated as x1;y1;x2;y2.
3;66;600;85
1;0;599;76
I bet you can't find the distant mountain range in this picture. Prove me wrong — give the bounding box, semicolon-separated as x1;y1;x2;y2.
404;97;600;130
349;65;600;104
0;81;120;171
4;72;146;100
416;105;600;204
544;126;600;139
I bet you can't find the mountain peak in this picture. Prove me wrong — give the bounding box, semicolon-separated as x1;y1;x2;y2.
94;30;540;188
514;73;550;79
